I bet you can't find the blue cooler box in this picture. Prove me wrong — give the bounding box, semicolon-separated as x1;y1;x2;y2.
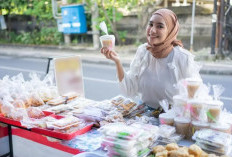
61;4;87;34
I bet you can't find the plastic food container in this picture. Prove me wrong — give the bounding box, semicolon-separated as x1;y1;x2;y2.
159;113;174;126
187;99;205;121
99;35;115;50
173;95;188;117
174;117;191;139
206;100;223;123
186;78;202;98
191;121;210;136
210;123;231;134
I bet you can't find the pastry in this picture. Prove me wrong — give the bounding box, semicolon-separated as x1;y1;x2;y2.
188;144;202;157
153;145;166;154
166;143;179;151
156;150;168;157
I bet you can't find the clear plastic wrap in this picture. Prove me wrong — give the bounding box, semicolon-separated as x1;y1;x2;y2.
193;129;232;148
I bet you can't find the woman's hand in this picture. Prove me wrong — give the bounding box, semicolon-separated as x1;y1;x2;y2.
101;47;120;63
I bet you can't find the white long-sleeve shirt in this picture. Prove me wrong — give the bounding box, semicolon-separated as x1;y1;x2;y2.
119;43;201;108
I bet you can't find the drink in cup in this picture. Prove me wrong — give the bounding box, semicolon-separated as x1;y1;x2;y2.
174;117;191;139
100;35;115;50
173;95;188;117
159;113;174;126
186;78;202;98
188;99;204;121
206;100;223;123
191;121;209;136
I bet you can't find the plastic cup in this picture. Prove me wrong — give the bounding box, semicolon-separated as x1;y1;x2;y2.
188;99;205;121
174;117;191;139
100;35;115;50
191;121;209;136
210;123;231;134
206;100;223;123
173;95;188;117
186;78;202;98
159;113;174;126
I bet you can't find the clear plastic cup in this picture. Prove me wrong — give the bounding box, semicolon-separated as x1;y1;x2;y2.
206;100;223;123
191;121;209;136
173;95;188;117
187;99;205;121
210;123;231;134
186;78;202;98
174;117;191;139
99;35;115;50
159;113;174;126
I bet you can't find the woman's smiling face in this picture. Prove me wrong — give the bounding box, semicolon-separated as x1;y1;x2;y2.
146;14;169;45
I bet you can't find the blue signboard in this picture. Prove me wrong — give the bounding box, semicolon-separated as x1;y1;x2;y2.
61;4;87;34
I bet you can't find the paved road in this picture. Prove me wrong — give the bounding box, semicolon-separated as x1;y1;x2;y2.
0;55;232;111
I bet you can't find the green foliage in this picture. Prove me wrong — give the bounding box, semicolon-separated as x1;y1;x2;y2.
24;0;53;20
118;30;127;44
0;27;63;45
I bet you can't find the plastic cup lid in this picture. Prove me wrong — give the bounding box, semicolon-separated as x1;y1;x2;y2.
173;95;187;102
174;117;191;123
186;78;202;83
159;113;174;120
192;121;209;127
206;100;223;107
100;35;115;40
187;99;205;105
210;123;230;130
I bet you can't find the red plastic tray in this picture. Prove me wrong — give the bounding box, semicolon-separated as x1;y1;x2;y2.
31;124;93;140
0;114;24;127
0;112;93;140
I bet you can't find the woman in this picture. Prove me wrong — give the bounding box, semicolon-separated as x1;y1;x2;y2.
101;9;201;110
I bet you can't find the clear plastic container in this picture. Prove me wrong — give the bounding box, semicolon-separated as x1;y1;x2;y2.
173;95;188;117
186;78;202;98
191;121;209;136
206;100;223;123
99;35;115;50
174;117;191;139
159;113;174;126
210;123;231;134
193;129;232;148
187;99;205;121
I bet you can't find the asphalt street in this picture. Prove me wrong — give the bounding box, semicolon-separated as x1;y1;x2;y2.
0;55;232;111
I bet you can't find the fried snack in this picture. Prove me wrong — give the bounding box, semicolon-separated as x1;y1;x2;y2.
13;99;26;108
47;96;64;106
166;143;179;151
153;145;166;154
200;151;209;157
168;148;189;157
122;102;136;111
111;96;124;106
188;144;202;157
156;150;168;157
27;107;45;119
62;92;79;101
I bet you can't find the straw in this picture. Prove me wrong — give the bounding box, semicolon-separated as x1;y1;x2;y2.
99;21;108;35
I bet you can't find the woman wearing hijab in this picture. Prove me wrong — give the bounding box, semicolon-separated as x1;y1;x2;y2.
101;9;201;112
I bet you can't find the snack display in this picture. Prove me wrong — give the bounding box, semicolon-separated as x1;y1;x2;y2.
191;121;210;136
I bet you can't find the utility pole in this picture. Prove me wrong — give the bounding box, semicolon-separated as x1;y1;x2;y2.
190;0;196;52
218;0;225;56
211;0;217;54
91;1;99;49
62;0;71;45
